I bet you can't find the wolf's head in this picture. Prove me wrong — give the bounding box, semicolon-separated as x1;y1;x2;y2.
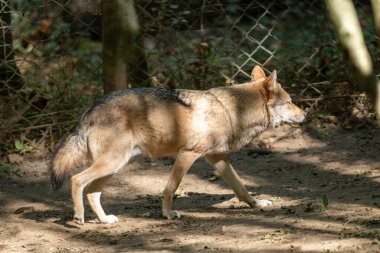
252;66;306;127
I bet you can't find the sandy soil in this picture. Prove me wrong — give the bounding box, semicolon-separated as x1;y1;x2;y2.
1;123;380;253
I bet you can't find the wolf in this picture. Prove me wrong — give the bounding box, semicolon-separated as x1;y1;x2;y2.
50;66;305;224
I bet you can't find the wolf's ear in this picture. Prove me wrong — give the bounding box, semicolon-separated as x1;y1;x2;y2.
264;70;278;93
251;65;266;81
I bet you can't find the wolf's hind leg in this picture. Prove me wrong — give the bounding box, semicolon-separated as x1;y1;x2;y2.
162;151;200;219
205;154;272;208
86;175;118;224
71;153;129;224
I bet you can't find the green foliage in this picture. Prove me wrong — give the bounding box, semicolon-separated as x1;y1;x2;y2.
3;5;103;152
322;194;329;209
14;140;33;154
2;1;377;154
14;140;23;151
15;140;33;154
270;196;279;202
143;1;378;89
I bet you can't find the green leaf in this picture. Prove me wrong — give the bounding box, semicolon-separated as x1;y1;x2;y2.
270;196;279;202
322;194;329;209
15;140;23;151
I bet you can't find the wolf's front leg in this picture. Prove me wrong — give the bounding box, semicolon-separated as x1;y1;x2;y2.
205;154;273;208
162;151;200;219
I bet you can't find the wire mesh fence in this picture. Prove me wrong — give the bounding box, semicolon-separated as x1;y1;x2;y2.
0;0;378;156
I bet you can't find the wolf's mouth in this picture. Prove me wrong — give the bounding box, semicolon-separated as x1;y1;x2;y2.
285;115;305;124
291;117;305;124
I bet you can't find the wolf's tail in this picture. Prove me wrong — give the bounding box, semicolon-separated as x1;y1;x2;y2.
50;129;88;191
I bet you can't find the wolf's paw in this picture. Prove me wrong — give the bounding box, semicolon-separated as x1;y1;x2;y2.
256;199;273;208
163;210;181;220
73;215;85;225
100;215;119;224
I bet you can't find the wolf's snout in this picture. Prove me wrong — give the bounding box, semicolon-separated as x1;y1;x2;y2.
297;109;306;123
292;106;306;123
298;109;306;123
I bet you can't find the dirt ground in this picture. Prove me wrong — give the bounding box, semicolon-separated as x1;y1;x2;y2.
1;123;380;253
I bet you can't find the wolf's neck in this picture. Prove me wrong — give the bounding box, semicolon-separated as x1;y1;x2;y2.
230;87;271;148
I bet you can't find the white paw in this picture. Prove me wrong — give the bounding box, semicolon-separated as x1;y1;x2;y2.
73;214;84;225
100;215;119;224
257;199;273;208
163;210;181;220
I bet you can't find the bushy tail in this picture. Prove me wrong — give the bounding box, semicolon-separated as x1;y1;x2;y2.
50;129;88;191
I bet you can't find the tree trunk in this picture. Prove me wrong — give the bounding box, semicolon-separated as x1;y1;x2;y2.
101;0;149;94
371;0;380;122
371;0;380;52
325;0;380;125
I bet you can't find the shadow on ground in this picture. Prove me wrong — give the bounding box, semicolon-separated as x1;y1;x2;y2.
0;125;379;252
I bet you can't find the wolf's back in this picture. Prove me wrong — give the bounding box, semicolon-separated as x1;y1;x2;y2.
50;129;88;191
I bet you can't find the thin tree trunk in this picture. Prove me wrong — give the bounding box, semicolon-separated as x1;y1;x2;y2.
371;0;380;124
101;0;149;94
325;0;380;125
371;0;380;52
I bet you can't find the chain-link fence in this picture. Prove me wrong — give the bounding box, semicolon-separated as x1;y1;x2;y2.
0;0;378;156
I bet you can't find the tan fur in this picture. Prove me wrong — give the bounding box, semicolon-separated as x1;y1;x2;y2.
50;66;305;224
50;131;88;190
